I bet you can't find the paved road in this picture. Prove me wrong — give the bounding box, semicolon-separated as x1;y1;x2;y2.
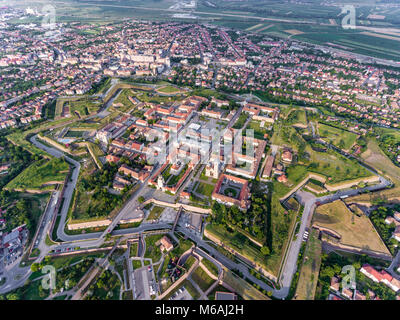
0;191;59;295
3;94;394;299
175;226;276;294
99;166;158;239
273;171;391;299
30;135;83;242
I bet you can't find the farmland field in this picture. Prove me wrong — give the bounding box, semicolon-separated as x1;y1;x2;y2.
13;0;400;61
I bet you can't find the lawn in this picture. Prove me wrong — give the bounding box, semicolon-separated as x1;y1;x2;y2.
183;255;196;270
268;186;298;275
305;181;326;193
244;120;269;139
49;252;105;270
144;234;164;263
202;259;219;277
205;224;270;272
130;242;138;257
170;233;194;257
191;266;215;292
313;200;390;255
283;146;372;185
166;164;189;187
295;229;322;300
350;139;400;204
308;147;372;184
318;122;358;151
222;268;270;300
147;206;165;220
131;259;142;270
233;112;248;129
6;158;69;191
286;108;307;126
111;89;136;113
195;182;215;198
362;139;400;185
161;164;172;181
68;98;100;117
183;279;200;299
137;91;183;105
157;85;182;94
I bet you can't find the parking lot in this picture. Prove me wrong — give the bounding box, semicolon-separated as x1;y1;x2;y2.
169;287;193;300
158;207;177;224
133;264;157;300
54;246;79;254
179;212;203;238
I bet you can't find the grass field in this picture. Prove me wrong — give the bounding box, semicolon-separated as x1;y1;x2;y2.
48;252;105;270
245;120;269;140
295;229;322;300
130;242;138;258
157;85;182;94
201;259;219;277
7;118;74;157
233;112;248;130
313;200;390;255
205;224;272;273
362;139;400;185
191;266;215;292
305;181;326;193
281;145;372;185
70;159;114;221
348;139;400;204
222;268;270;300
111;88;136;113
182;279;201;300
287;108;307;126
6;158;69;191
195;182;215;198
318;123;359;151
147;206;165;220
144;234;164;263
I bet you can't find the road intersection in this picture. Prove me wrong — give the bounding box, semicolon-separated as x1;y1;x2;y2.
0;111;395;299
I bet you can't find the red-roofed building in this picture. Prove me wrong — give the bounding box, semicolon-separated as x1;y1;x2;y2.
360;264;382;283
106;154;120;164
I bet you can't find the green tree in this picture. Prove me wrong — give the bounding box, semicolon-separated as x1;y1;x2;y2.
261;246;270;256
6;293;19;300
